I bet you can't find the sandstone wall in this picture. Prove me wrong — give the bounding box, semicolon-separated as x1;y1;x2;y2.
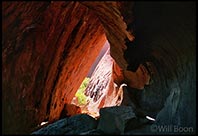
2;1;106;134
2;1;196;134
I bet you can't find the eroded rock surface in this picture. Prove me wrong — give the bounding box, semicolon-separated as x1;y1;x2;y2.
2;1;106;134
97;106;136;134
84;47;113;117
32;114;97;135
31;106;152;135
2;1;196;134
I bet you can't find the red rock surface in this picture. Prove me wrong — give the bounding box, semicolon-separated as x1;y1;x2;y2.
65;104;81;117
2;1;106;134
3;1;196;134
2;1;138;134
81;2;134;69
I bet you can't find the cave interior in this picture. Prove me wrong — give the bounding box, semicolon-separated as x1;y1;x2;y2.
2;1;196;135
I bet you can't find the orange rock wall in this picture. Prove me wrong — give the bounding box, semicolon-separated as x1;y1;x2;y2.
2;1;106;134
2;1;137;134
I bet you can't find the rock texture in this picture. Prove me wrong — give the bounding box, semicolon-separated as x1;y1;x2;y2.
2;1;196;135
31;114;97;135
81;2;134;69
60;104;81;118
123;2;196;134
2;1;106;134
97;106;136;134
84;47;113;117
31;106;152;135
80;1;196;134
3;2;135;133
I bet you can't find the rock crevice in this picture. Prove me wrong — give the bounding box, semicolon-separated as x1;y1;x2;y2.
2;1;196;134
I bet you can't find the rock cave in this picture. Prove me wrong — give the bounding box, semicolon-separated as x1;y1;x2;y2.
2;1;196;135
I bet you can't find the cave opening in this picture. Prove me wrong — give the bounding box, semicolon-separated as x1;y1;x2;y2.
70;40;112;118
2;1;195;134
38;41;111;128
